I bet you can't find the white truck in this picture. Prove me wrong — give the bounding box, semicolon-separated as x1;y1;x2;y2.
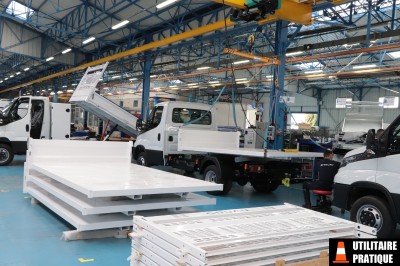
0;96;71;165
70;63;322;195
333;115;400;238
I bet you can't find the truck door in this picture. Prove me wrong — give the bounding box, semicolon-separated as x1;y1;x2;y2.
137;106;165;165
376;120;400;192
2;97;31;153
30;100;45;139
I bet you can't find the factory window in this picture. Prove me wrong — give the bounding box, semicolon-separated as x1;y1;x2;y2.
6;1;34;21
335;98;352;108
133;100;138;107
379;97;399;109
172;108;211;125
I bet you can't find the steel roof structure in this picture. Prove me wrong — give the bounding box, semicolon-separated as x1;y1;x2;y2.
0;0;399;99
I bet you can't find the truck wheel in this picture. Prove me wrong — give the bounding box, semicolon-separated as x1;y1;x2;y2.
203;165;232;195
251;179;280;193
136;152;150;167
0;144;13;166
350;196;395;238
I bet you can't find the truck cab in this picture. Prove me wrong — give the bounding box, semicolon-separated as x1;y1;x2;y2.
133;101;215;167
0;96;70;166
333;114;400;237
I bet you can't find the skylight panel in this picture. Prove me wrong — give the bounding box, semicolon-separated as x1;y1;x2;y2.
6;1;34;21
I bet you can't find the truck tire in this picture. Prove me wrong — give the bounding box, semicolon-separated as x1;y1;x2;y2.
203;165;232;195
136;152;150;167
0;144;13;166
251;179;280;193
350;196;395;238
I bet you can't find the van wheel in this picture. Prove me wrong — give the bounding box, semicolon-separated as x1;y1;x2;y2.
350;196;395;238
251;179;280;193
0;144;13;166
137;152;150;167
203;165;232;195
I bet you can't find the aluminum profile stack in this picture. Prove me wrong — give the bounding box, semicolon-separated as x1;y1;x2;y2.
24;139;222;234
129;204;375;266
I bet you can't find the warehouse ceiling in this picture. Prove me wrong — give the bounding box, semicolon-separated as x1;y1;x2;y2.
0;0;400;98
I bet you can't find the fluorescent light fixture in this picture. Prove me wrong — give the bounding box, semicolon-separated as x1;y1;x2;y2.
233;60;250;65
197;66;211;70
129;78;138;81
4;78;8;80
24;67;30;71
211;83;221;86
150;75;157;78
388;51;400;59
112;75;121;79
57;91;63;94
235;78;248;81
82;36;95;44
286;51;303;56
72;83;77;86
343;43;359;47
209;80;220;84
304;69;323;74
46;56;54;62
352;64;377;69
62;85;67;88
10;75;14;78
266;75;273;79
16;72;21;75
0;81;3;83
187;83;197;86
112;20;129;30
156;0;178;9
67;89;74;93
61;48;72;54
48;88;52;91
236;81;248;84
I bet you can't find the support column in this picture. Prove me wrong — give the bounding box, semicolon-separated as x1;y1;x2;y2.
317;88;322;126
267;20;288;150
141;35;153;121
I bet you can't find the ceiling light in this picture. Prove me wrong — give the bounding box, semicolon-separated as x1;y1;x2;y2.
4;78;8;80
343;43;359;47
62;85;67;88
235;78;248;81
236;81;249;84
187;83;197;86
0;81;3;83
16;72;21;75
46;56;54;62
304;69;323;74
112;20;129;30
387;51;400;59
211;83;221;86
266;75;273;79
129;78;138;81
233;60;250;65
57;91;63;94
72;83;77;86
156;0;178;9
197;66;211;70
150;75;157;78
10;75;14;78
24;67;30;71
112;75;121;79
67;89;74;93
286;51;303;56
82;36;95;44
209;81;220;84
99;78;103;81
61;48;72;54
48;88;52;91
352;64;377;69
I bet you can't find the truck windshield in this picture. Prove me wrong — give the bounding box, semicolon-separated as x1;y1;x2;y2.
172;108;211;125
3;98;29;122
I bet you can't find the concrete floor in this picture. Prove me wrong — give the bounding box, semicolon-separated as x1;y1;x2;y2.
0;156;352;266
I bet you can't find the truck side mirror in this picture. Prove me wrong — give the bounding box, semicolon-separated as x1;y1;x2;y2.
366;129;376;151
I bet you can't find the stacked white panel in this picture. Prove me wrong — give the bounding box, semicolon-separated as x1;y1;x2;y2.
24;139;222;232
130;204;375;266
